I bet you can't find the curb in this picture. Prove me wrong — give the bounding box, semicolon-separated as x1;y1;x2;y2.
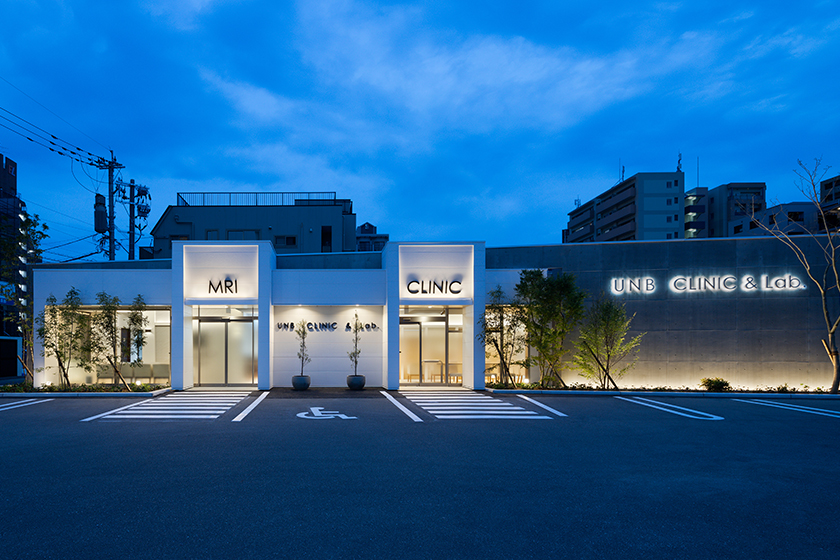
486;388;840;399
0;388;172;398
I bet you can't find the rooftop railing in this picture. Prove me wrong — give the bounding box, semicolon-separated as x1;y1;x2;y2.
177;192;338;207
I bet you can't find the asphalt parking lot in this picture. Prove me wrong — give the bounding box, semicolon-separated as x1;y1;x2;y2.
2;389;839;559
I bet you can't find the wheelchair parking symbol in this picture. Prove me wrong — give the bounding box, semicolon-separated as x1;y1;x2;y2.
296;406;357;420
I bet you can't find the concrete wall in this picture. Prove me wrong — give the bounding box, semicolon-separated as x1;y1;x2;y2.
152;204;356;258
486;237;837;390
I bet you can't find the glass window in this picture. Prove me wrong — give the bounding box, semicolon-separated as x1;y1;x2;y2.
321;226;332;252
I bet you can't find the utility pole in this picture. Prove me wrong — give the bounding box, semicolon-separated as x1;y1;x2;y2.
114;178;150;260
128;179;135;260
95;150;124;261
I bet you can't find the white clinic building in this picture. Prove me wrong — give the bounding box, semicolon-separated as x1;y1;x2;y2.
32;236;836;391
33;241;490;390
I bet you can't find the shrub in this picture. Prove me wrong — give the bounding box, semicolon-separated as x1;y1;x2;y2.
700;377;731;392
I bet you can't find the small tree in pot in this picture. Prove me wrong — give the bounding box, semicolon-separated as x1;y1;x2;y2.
346;311;365;390
292;319;311;390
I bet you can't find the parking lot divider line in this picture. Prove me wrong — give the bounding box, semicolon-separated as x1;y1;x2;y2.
436;415;553;420
733;399;840;418
0;398;54;412
517;395;568;417
615;396;724;420
80;398;155;422
231;391;269;422
381;391;424;422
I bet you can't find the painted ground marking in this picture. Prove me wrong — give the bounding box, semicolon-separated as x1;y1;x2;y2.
615;396;724;420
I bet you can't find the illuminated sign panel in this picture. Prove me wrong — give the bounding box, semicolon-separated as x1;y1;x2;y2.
399;245;473;301
610;273;805;295
183;245;259;301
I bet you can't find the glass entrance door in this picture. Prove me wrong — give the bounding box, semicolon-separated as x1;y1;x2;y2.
399;306;463;385
195;306;257;386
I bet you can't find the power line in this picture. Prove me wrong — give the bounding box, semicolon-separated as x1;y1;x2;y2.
0;74;109;151
0;107;103;163
70;159;98;194
20;197;91;226
0;120;99;167
42;233;98;251
59;251;101;263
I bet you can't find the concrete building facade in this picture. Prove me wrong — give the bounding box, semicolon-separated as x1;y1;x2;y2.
33;236;837;392
566;172;686;243
147;192;358;259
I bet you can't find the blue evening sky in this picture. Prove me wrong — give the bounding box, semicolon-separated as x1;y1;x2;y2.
1;0;838;262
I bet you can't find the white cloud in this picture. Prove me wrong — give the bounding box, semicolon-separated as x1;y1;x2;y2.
142;0;233;30
295;0;725;133
226;142;391;201
199;69;419;155
200;69;298;124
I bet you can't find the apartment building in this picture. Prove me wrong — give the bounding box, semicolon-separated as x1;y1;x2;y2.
565;172;685;243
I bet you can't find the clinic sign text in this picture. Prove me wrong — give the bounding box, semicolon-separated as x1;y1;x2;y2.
610;273;806;295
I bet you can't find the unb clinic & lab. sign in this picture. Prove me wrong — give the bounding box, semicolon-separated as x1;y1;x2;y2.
610;273;806;295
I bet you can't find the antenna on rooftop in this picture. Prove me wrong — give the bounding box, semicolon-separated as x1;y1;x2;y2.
574;197;581;209
677;151;682;172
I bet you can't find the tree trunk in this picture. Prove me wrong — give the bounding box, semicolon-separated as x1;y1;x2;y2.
822;338;840;394
107;357;133;392
17;355;34;384
57;360;71;389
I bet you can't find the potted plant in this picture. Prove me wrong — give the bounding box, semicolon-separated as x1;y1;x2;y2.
292;319;311;390
346;311;366;390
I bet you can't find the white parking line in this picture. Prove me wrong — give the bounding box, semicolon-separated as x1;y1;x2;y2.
80;399;155;422
733;399;840;418
517;395;568;417
232;391;269;422
401;389;553;420
381;391;424;422
615;396;724;420
0;398;54;412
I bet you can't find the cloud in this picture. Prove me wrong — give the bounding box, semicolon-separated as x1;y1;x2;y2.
200;69;298;124
295;0;725;133
225;141;391;200
142;0;230;30
199;69;418;155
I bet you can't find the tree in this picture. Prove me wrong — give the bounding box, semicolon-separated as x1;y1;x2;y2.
515;269;586;388
83;292;133;391
347;311;363;376
295;319;311;376
573;294;644;389
753;158;840;393
0;210;49;379
127;294;148;369
35;287;86;388
477;286;527;387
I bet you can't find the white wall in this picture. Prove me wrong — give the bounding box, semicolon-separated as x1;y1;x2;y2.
32;268;172;387
272;269;385;305
273;306;384;387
